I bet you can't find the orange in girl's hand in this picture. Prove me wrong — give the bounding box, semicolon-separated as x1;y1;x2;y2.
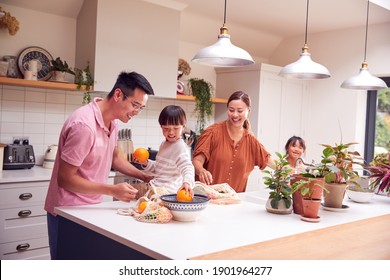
137;201;148;213
176;189;193;202
133;148;149;162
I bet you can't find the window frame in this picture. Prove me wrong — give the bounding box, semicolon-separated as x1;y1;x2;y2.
364;77;390;167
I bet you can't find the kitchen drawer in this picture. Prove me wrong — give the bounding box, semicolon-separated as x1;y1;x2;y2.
0;236;50;260
0;183;48;209
0;205;47;243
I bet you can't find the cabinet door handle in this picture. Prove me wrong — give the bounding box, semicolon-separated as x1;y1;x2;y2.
16;243;30;251
19;193;33;200
18;210;32;217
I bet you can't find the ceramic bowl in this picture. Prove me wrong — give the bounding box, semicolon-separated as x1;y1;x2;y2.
160;194;210;222
346;188;375;203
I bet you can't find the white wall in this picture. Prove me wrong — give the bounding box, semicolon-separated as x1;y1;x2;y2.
0;85;201;165
0;3;76;82
269;22;390;163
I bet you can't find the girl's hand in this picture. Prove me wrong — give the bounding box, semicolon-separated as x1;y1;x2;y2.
179;183;194;198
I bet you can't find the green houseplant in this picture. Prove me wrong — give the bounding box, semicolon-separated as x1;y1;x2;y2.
290;148;333;215
368;152;390;196
50;57;75;81
75;62;94;104
320;141;364;208
263;152;297;214
187;78;213;134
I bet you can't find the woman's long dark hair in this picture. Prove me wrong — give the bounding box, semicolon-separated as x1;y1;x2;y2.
227;91;251;130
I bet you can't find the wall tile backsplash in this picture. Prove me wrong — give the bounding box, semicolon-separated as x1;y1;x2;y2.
0;84;214;165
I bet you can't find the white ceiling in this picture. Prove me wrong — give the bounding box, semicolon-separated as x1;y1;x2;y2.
2;0;390;59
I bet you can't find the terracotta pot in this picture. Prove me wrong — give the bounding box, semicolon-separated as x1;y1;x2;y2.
323;183;347;208
302;198;321;218
291;175;324;215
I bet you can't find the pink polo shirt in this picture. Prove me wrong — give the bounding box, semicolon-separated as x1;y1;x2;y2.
44;98;118;215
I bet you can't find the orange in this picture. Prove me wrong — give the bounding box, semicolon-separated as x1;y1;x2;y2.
133;148;149;162
176;189;193;202
137;201;148;213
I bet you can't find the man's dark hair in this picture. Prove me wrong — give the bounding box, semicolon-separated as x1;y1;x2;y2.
108;71;154;99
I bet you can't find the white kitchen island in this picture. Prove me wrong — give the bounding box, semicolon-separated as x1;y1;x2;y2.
54;192;390;260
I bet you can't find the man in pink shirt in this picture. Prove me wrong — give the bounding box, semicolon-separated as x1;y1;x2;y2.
44;71;154;259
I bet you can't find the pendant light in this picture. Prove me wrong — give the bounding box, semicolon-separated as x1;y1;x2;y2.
192;0;254;67
341;1;387;90
279;0;331;79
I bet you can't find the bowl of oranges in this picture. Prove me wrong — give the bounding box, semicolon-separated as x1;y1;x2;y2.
160;191;210;222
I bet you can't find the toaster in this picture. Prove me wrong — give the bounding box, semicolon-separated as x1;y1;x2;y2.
3;140;35;170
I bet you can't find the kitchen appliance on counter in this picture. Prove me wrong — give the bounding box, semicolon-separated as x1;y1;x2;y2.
43;144;58;169
3;138;35;170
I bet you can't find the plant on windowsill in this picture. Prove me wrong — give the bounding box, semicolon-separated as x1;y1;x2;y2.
187;78;213;134
75;62;94;104
263;152;298;214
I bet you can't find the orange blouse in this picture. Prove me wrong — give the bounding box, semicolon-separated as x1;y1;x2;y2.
193;121;270;192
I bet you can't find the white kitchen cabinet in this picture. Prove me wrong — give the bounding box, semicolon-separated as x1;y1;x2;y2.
76;0;182;97
0;181;50;260
215;63;309;156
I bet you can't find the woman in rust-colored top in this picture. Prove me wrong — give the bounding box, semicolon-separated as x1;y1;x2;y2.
192;91;273;192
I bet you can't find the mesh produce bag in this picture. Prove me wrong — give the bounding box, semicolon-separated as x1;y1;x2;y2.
117;196;172;223
193;181;240;204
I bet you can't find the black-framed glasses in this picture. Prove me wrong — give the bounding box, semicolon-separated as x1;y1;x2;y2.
121;90;145;112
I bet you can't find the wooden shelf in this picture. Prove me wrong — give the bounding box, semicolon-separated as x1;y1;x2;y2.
0;77;227;103
0;77;91;91
176;94;227;104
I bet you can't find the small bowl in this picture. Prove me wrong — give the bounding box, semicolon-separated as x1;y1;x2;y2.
160;194;210;222
346;188;375;203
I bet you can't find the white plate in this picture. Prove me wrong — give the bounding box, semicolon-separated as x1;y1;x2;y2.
321;203;350;212
18;46;53;81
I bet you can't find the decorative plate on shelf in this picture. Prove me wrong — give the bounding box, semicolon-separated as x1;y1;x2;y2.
17;46;53;81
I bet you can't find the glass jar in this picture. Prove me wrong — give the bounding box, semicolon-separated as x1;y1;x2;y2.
2;55;18;78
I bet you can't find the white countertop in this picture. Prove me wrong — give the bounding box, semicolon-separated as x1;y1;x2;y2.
0;166;53;183
54;191;390;260
0;165;116;184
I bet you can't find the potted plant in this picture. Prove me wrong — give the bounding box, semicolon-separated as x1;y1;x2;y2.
263;152;298;214
290;148;333;214
50;57;75;81
346;175;375;203
75;62;94;104
368;152;390;196
301;192;322;222
187;78;213;134
320;141;364;208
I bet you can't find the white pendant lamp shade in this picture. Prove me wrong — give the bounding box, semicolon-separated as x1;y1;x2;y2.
279;45;331;79
192;26;254;67
341;1;387;90
279;0;331;79
341;62;387;90
192;0;254;67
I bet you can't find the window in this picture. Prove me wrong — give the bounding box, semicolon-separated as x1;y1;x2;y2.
365;77;390;166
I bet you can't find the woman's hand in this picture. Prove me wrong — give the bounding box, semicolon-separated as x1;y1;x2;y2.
199;169;213;185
